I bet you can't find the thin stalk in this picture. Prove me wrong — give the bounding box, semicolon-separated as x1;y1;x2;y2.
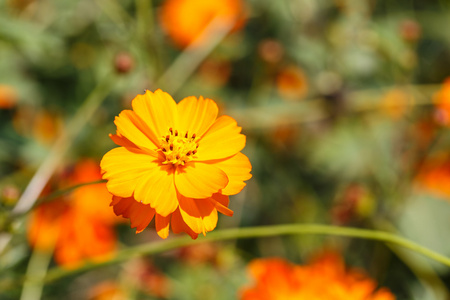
20;249;53;300
44;223;450;283
135;0;152;39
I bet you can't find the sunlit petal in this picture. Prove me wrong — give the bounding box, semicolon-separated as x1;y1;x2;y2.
114;110;159;151
178;194;218;235
132;89;178;140
196;115;246;161
134;164;178;216
101;147;159;198
208;152;252;195
175;162;228;198
177;96;218;137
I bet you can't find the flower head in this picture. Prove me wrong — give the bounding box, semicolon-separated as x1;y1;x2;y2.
0;84;18;109
101;89;251;239
433;78;450;126
27;159;120;268
416;153;450;200
159;0;246;48
276;66;309;101
241;253;395;300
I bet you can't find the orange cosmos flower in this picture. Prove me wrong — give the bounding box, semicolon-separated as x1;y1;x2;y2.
433;78;450;126
0;84;18;109
276;66;309;101
88;281;127;300
416;153;450;200
101;89;252;239
27;159;120;268
159;0;246;48
241;253;395;300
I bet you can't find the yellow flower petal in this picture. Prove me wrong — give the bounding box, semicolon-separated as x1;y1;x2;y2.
177;96;218;137
209;193;233;216
114;110;160;151
178;194;218;235
171;208;199;239
134;164;178;216
196;115;246;161
101;147;159;198
132;89;178;140
175;162;228;198
155;214;171;239
109;133;139;149
209;152;252;195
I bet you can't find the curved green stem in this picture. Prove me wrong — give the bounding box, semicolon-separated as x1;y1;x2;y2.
44;223;450;283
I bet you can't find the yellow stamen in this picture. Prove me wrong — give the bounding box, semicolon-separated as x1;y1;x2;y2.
159;129;199;166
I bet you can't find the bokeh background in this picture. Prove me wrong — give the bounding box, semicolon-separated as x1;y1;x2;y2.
2;0;450;299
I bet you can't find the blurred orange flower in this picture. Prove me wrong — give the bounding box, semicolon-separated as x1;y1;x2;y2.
13;106;63;145
198;58;232;87
417;154;450;199
125;258;171;298
433;78;450;126
0;84;18;109
241;253;395;300
399;19;422;43
258;39;284;64
276;66;309;101
27;159;120;268
159;0;246;48
177;243;219;266
88;281;127;300
101;89;252;239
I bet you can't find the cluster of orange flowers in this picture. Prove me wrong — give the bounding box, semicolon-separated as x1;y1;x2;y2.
241;253;395;300
101;89;252;239
27;160;121;268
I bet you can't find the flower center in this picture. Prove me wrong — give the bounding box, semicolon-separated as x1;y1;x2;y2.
159;128;198;166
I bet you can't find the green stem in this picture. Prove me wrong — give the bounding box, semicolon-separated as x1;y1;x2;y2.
44;223;450;283
135;0;152;38
20;249;53;300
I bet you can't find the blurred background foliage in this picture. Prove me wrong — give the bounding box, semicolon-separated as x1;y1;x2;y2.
2;0;450;299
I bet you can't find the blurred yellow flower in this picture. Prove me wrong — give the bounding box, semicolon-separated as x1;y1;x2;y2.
241;253;395;300
159;0;246;48
101;89;251;239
